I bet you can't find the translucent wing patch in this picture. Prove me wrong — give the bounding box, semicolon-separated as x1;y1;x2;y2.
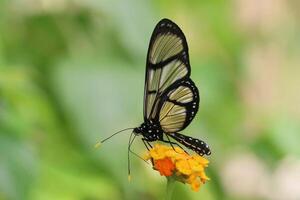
144;19;191;120
149;34;183;64
146;60;189;119
158;79;199;133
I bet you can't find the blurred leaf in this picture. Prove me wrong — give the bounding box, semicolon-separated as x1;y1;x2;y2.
0;135;37;200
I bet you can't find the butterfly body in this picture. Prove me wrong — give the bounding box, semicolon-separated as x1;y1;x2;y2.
134;18;211;156
134;120;163;142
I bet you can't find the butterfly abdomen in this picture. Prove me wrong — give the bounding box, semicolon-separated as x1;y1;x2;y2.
168;132;211;156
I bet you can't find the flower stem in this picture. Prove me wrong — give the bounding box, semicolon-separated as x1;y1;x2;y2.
165;176;176;200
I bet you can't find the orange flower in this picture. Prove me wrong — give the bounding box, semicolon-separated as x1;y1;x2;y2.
145;144;210;192
154;158;175;176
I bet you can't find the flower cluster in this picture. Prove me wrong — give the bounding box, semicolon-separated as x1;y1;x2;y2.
144;144;210;191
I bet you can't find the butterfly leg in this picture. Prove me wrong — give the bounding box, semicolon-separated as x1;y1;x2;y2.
142;139;150;151
161;134;189;154
128;134;148;163
142;138;153;149
164;134;177;151
142;138;156;165
142;138;153;150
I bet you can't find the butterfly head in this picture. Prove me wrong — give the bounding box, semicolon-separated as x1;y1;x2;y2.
133;127;142;135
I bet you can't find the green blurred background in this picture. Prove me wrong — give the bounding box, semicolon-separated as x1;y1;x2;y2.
0;0;299;199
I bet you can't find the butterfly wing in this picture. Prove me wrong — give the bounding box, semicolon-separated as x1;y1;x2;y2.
156;79;211;155
157;78;199;133
143;18;191;121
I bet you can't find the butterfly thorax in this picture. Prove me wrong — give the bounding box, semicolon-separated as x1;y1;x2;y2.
133;120;163;142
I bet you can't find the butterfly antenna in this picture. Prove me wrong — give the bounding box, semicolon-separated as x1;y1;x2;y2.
95;127;134;148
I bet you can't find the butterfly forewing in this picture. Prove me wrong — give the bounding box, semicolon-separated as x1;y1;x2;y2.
143;19;191;120
158;79;199;133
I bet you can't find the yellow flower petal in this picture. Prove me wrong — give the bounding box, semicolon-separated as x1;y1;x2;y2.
191;179;201;192
176;159;192;175
188;159;204;172
143;152;151;160
149;145;167;159
192;155;209;166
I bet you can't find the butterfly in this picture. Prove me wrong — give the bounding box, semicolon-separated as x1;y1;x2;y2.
100;18;211;168
131;18;211;156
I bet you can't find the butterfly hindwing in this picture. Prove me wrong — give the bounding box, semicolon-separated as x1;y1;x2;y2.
143;19;191;121
157;78;199;133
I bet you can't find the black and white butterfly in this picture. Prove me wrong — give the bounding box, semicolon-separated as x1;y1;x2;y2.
131;18;211;156
100;19;211;163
